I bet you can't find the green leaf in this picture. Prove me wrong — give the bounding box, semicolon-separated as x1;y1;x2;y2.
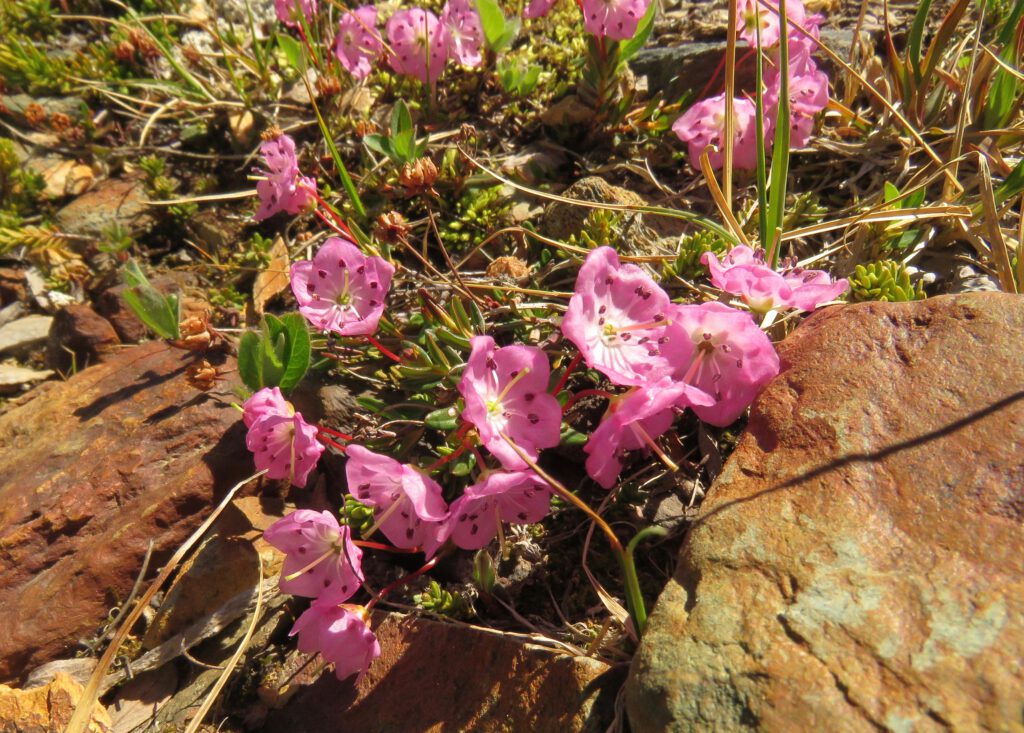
363;134;394;159
618;0;657;64
907;0;933;79
475;0;512;50
278;313;311;392
237;330;263;390
277;33;306;72
425;405;460;431
121;260;180;340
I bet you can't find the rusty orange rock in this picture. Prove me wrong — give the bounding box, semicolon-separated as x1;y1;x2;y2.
627;293;1024;732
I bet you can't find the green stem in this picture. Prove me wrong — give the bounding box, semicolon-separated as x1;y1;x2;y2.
624;526;668;634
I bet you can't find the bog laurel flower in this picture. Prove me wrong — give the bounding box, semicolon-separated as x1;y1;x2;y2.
672;93;759;171
736;0;807;48
562;247;674;387
254;133;316;221
263;510;364;603
459;335;562;470
662;302;780;427
345;445;449;552
584;381;713;489
386;8;450;85
275;0;317;28
523;0;557;19
444;471;552;550
441;0;484;68
580;0;651;40
290;601;380;682
334;6;384;79
243;388;324;487
290;236;395;336
702;245;848;313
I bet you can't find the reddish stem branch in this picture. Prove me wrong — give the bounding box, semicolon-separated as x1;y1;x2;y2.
366;555;440;611
318;425;354;441
561;388;614;415
551;353;583;395
317;433;348;453
424;440;469;472
365;334;403;363
353;540;420;553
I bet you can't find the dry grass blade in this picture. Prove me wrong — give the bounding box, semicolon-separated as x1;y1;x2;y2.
944;0;985;200
144;190;258;206
582;519;634;641
183;561;264;733
66;470;267;733
699;149;750;244
977;155;1018;293
783;204;972;241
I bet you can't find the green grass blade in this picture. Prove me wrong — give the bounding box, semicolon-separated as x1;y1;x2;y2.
766;0;791;267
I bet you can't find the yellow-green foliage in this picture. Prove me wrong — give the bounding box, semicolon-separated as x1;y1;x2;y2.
849;260;926;302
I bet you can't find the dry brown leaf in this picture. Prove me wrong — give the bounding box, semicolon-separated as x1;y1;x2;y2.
252;237;291;316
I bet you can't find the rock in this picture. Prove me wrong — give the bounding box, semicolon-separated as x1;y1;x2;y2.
22;658;97;690
45;305;120;373
0;365;53;394
0;671;112;733
264;613;623;733
626;293;1024;733
54;178;155;239
0;341;253;681
107;664;177;733
0;268;28;306
0;95;83;128
542;176;652;245
0;315;53;355
540;94;594;127
30;159;95;199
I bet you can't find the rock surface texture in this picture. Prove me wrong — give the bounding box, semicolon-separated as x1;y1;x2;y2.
626;293;1024;732
0;341;251;682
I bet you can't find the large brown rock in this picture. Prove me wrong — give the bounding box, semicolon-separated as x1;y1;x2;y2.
627;293;1024;732
264;613;623;733
0;342;252;682
45;304;120;373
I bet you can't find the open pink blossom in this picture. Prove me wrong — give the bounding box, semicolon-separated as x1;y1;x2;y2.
345;444;449;551
702;245;847;312
459;336;562;470
245;406;324;487
662;302;779;426
672;93;760;170
584;381;713;488
335;6;383;79
263;510;364;603
441;0;483;67
291;601;380;682
290;236;395;336
562;247;674;387
387;8;450;84
524;0;557;19
254;134;316;221
764;40;829;148
275;0;317;28
581;0;650;40
446;471;552;550
242;386;292;428
736;0;807;48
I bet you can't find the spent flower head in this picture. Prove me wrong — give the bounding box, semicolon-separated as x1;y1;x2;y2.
459;336;562;470
290;236;395;336
387;8;450;85
263;510;364;603
345;445;449;551
562;247;674;387
335;6;384;79
290;601;380;682
254;133;316;221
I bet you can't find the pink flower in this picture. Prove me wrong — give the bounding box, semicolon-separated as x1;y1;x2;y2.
275;0;317;28
386;8;450;85
446;471;552;550
581;0;651;40
290;236;395;336
765;43;829;148
441;0;483;67
245;404;324;487
290;601;380;682
672;93;760;170
254;134;316;221
662;302;779;426
736;0;807;48
345;444;449;551
584;382;713;488
523;0;557;19
459;336;562;470
701;245;847;312
561;247;673;387
263;510;364;603
242;386;292;428
335;6;383;79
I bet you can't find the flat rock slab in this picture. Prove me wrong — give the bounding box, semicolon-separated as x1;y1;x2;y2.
627;293;1024;732
265;613;623;733
0;315;53;354
0;342;251;682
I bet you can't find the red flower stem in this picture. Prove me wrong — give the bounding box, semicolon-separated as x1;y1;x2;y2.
365;334;403;363
366;555;440;611
562;388;615;415
318;425;354;441
424;441;469;472
699;48;757;100
353;540;420;553
317;433;348;453
294;22;322;73
551;353;583;395
307;188;354;238
313;208;347;236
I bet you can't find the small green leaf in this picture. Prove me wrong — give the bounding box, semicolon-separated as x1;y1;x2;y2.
277;33;306;72
278;313;311;392
618;1;657;64
238;331;263;390
121;260;180;340
425;405;460;431
476;0;512;50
